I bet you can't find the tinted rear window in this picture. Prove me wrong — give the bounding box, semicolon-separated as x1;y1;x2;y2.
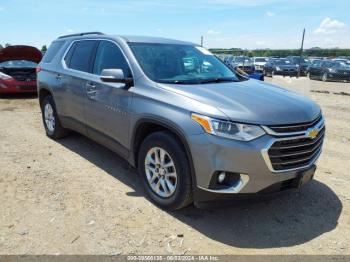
42;41;65;63
68;40;98;72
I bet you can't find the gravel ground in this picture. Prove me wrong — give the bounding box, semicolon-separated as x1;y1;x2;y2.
0;78;349;255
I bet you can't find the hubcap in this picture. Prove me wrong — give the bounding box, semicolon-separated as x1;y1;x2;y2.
144;147;177;198
322;73;327;81
44;103;55;132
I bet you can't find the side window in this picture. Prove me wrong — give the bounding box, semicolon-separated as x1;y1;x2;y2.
93;41;132;77
69;40;98;73
64;42;77;66
42;41;65;63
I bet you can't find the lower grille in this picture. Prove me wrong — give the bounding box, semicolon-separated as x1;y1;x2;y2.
17;85;37;90
267;127;325;171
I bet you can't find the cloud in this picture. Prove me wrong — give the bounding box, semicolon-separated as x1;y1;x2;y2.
265;11;275;17
313;17;346;34
66;29;75;33
207;29;221;35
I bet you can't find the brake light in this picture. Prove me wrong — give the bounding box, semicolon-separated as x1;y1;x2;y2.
36;66;42;73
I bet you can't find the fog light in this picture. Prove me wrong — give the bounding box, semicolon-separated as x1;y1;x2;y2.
217;172;226;183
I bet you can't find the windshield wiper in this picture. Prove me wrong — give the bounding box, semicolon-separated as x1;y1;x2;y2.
199;77;236;84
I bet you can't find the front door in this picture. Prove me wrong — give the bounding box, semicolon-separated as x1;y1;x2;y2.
84;40;134;157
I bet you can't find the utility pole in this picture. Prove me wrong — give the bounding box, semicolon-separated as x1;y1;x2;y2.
298;28;305;78
200;36;203;47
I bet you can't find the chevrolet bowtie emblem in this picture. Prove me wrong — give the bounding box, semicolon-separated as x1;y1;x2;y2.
307;128;319;139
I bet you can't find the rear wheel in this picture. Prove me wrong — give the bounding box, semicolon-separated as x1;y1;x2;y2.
41;96;68;139
138;131;193;210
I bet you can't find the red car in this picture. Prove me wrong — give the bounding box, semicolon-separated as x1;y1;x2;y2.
0;45;42;94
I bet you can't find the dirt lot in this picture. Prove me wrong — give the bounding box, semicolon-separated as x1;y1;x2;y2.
0;78;349;255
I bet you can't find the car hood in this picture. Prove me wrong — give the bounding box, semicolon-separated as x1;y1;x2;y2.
0;45;42;63
158;79;320;125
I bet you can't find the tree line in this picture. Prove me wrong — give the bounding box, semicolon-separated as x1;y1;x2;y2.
209;48;350;58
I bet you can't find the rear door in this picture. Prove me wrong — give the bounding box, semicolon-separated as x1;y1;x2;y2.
84;40;134;156
60;40;98;134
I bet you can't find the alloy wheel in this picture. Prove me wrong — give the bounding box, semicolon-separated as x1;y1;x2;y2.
44;103;55;132
144;147;177;198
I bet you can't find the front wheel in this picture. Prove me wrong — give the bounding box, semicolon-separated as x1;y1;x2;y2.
322;73;328;82
41;96;68;139
138;131;193;210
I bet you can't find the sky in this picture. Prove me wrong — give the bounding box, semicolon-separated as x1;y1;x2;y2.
0;0;349;49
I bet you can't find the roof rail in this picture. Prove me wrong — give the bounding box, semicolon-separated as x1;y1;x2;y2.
58;32;105;39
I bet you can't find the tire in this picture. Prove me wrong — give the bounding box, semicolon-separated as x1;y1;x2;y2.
41;95;68;139
138;131;193;210
322;73;328;82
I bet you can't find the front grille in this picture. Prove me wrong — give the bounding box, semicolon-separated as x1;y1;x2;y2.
267;127;325;171
268;114;322;133
12;74;36;82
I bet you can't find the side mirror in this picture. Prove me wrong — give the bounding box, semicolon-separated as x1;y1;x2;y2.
100;69;133;86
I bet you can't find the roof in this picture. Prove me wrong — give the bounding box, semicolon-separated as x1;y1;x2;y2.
119;35;196;45
55;32;197;46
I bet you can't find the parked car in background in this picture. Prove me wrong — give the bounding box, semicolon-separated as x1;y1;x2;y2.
253;57;267;72
0;45;42;94
306;59;323;76
37;32;324;209
225;56;255;74
308;60;350;82
263;58;298;77
286;56;309;76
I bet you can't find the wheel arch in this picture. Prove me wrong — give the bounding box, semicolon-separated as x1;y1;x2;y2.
130;117;197;187
38;88;53;106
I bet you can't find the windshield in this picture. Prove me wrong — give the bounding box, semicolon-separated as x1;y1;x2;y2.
331;61;350;68
128;43;240;84
235;57;252;63
0;60;37;68
273;59;291;65
254;58;266;62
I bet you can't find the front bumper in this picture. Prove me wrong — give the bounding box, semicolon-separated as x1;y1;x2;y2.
0;79;37;94
327;73;350;82
274;70;298;76
188;129;322;203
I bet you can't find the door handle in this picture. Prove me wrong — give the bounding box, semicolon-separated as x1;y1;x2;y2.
86;82;96;91
86;82;97;99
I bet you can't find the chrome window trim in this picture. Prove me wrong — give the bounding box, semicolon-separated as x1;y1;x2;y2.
261;118;325;173
60;38;135;80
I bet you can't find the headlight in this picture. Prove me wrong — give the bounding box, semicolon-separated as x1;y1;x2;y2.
191;113;265;141
329;68;336;73
0;72;13;80
275;66;281;71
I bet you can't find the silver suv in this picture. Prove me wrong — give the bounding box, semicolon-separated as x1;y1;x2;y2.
37;32;325;210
